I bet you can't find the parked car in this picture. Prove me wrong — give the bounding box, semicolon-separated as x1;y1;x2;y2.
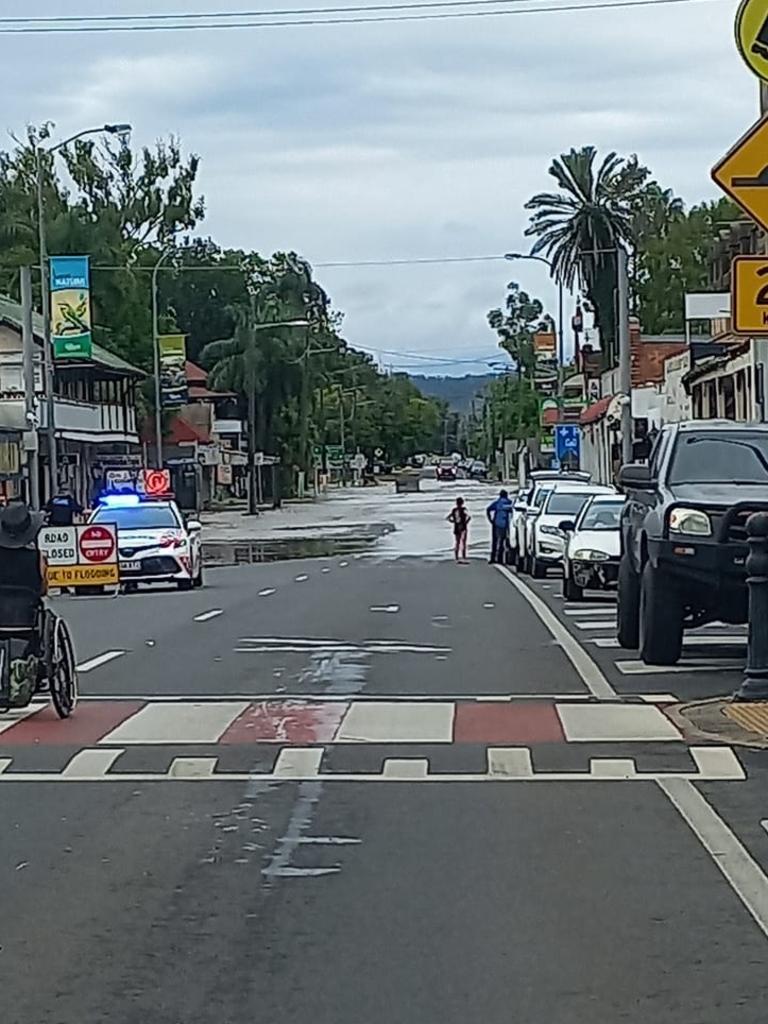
618;419;768;665
468;459;488;480
515;481;556;572
527;482;615;578
561;494;626;601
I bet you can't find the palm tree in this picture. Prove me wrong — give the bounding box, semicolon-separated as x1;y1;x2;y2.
525;146;650;365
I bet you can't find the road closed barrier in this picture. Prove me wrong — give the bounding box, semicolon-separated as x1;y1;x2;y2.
39;523;119;588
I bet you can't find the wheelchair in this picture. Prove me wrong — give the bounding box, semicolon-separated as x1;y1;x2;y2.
0;586;78;719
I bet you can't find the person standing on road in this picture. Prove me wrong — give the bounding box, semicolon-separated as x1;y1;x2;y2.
486;489;513;564
45;487;83;527
447;496;471;562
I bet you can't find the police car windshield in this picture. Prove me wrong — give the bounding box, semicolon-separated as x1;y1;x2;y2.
92;505;180;530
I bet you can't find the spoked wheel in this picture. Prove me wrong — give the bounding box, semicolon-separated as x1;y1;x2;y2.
45;616;78;719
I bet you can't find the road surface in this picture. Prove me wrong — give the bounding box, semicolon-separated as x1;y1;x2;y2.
1;480;767;1023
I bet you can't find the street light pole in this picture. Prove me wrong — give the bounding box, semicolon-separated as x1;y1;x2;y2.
36;122;131;499
152;245;174;470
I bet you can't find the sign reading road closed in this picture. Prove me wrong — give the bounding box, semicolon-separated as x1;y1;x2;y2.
39;523;119;588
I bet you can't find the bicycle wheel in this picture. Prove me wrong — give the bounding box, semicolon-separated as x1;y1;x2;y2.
47;618;78;719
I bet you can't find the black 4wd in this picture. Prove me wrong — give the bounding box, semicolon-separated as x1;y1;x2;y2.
618;420;768;665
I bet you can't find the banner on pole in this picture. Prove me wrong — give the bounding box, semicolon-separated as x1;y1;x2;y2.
158;334;188;407
50;255;93;359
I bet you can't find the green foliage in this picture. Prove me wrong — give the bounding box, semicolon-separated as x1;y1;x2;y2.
487;280;548;374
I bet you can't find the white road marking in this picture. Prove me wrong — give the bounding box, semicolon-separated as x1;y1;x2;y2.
557;703;681;742
321;568;331;574
0;704;44;734
168;757;218;778
339;561;349;567
382;759;429;778
194;609;223;623
100;701;249;744
258;588;276;596
487;747;533;777
689;746;745;780
0;758;12;773
263;866;340;878
295;575;309;582
658;777;768;939
77;650;125;673
495;566;617;699
564;607;617;617
293;836;361;845
273;747;324;777
76;691;592;703
62;748;124;777
593;635;746;649
590;758;637;778
369;605;400;613
235;646;361;654
336;701;454;743
638;694;678;703
616;659;744;675
235;637;450;655
573;620;617;631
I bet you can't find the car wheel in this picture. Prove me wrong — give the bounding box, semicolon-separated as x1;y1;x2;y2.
563;573;583;601
639;562;682;665
514;546;525;572
177;578;194;592
617;555;640;649
531;557;546;579
193;563;204;588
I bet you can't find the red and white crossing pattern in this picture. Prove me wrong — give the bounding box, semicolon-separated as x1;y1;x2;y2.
0;697;685;746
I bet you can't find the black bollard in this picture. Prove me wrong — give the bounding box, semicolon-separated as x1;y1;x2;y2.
734;511;768;702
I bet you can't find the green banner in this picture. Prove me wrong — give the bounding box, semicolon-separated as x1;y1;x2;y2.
50;255;92;359
159;334;188;407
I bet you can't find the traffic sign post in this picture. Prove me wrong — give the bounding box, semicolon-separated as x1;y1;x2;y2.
555;424;581;463
732;256;768;334
712;115;768;232
736;0;768;81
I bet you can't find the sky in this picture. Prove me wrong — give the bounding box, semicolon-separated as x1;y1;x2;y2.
0;0;759;373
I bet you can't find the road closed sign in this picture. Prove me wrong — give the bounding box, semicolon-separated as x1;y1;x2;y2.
40;523;119;588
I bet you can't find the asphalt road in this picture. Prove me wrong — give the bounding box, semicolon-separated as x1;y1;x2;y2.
2;483;768;1022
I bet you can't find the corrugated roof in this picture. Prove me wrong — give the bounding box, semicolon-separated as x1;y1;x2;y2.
0;295;145;377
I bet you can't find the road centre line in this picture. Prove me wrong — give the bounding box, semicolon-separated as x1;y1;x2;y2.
258;588;276;596
495;566;617;699
76;650;126;673
295;575;309;582
194;609;224;622
658;778;768;940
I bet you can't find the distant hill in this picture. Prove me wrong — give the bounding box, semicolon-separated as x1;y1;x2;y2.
410;374;494;414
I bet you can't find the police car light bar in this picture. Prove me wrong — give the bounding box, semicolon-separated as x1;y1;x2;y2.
99;493;141;508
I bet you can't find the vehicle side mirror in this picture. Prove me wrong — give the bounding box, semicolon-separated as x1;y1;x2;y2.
618;463;652;490
559;520;576;533
187;520;202;532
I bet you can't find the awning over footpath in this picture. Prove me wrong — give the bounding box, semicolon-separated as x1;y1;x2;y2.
580;395;613;426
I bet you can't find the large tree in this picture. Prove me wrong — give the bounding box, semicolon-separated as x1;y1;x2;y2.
525;147;650;365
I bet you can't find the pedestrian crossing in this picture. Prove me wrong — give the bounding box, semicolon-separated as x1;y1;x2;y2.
0;696;687;746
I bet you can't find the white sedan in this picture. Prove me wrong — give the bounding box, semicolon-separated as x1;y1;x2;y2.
89;496;204;591
528;483;615;578
561;495;626;601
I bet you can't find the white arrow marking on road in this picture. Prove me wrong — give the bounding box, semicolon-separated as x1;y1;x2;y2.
77;650;125;672
258;588;276;596
194;609;223;622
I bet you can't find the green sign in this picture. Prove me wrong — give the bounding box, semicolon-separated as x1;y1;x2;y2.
326;444;344;463
50;255;92;360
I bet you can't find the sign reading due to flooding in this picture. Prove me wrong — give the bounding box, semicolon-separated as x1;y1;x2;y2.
39;523;119;588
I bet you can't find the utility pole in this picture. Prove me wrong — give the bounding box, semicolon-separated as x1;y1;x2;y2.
21;267;40;510
761;81;768;115
617;246;633;466
36;150;57;499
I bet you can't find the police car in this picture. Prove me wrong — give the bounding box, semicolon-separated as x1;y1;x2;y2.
88;495;204;591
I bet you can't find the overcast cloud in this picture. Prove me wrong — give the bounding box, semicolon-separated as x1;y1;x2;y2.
0;0;755;373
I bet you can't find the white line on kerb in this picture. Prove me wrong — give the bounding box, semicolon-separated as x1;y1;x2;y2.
194;609;223;623
77;650;126;673
659;778;768;940
495;566;617;699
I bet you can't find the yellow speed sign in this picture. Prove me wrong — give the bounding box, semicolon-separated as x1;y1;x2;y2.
736;0;768;81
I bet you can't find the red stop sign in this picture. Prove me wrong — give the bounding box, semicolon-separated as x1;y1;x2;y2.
79;525;116;563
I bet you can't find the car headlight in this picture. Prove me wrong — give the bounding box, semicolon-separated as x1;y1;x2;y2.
573;549;610;561
539;525;562;536
669;507;712;536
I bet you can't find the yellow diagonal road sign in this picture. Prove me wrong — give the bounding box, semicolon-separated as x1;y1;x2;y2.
732;256;768;335
712;115;768;231
736;0;768;81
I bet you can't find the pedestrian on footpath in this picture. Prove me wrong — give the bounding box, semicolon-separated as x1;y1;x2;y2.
486;489;513;564
45;487;83;527
447;496;471;562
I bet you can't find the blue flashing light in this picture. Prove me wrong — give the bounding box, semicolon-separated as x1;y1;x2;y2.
99;493;141;508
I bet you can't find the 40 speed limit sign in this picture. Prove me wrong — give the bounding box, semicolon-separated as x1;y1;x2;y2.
39;523;119;588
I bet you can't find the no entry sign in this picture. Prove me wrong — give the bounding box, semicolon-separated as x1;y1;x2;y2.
79;525;117;563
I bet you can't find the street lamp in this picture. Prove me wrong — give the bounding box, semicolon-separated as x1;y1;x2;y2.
504;252;565;395
37;122;132;496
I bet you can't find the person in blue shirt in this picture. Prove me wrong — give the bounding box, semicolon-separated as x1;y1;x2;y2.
486;489;513;564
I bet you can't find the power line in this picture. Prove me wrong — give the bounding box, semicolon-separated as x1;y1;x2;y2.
0;0;720;33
